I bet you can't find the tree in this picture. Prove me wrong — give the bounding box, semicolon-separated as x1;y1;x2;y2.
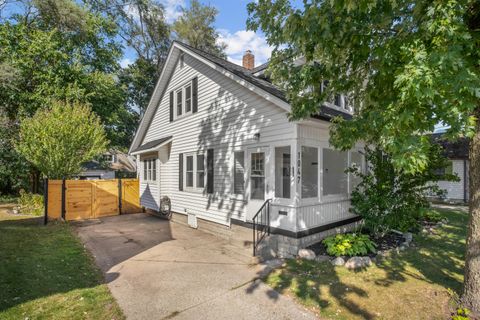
173;0;227;58
247;0;480;312
87;0;171;116
118;57;157;117
16;101;108;179
87;0;171;68
0;0;133;144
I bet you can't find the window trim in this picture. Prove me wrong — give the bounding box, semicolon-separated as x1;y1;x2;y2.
174;79;195;120
183;152;206;192
143;158;157;183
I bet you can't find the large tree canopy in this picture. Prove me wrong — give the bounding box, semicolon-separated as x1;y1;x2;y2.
248;0;480;312
173;0;227;59
248;0;480;172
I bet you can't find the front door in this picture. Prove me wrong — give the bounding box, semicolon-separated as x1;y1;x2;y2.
246;147;271;221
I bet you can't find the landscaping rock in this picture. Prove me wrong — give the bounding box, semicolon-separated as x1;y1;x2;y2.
345;256;372;269
331;257;345;266
403;232;413;243
315;255;330;263
298;249;316;260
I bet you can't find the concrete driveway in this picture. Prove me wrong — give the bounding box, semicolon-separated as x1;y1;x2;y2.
75;213;316;320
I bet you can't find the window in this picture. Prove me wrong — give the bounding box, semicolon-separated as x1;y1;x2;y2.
186;155;194;187
334;94;342;107
350;151;363;190
301;146;318;198
143;159;157;182
183;153;205;190
174;80;195;119
233;151;245;194
251;152;265;200
323;149;348;196
275;146;291;198
176;89;183;116
185;84;192;113
435;160;454;177
196;155;205;188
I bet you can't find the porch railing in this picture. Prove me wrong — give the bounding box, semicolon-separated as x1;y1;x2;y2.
252;199;271;256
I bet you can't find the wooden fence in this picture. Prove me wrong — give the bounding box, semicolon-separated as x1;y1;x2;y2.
45;179;141;222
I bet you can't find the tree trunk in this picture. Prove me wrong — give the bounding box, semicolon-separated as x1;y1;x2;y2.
463;117;480;313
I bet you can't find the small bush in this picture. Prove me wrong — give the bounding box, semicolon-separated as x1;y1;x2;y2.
322;233;377;257
0;195;18;204
420;208;444;223
18;190;44;216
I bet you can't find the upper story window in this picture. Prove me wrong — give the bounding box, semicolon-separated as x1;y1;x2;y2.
170;77;198;122
320;80;353;113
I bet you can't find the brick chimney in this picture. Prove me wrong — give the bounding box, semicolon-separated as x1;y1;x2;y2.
242;50;254;70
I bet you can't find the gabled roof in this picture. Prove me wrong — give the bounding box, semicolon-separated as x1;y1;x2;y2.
128;41;353;154
178;42;287;102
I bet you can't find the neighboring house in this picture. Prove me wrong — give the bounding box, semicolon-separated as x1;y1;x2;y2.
129;41;363;258
431;133;469;203
78;151;137;180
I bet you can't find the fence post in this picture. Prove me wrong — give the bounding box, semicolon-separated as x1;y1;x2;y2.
118;178;122;215
61;178;66;220
43;178;48;225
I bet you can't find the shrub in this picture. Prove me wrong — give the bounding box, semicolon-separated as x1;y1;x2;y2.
348;146;457;236
18;190;44;216
419;208;444;223
322;233;377;257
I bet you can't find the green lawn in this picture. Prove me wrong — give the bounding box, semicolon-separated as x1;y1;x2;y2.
0;205;124;320
265;208;467;319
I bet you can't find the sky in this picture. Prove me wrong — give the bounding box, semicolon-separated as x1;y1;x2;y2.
121;0;273;68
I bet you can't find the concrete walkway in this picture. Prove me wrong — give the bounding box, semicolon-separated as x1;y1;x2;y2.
75;213;317;320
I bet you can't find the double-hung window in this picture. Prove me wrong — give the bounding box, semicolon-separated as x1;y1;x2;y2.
175;81;194;118
184;153;205;191
143;159;157;182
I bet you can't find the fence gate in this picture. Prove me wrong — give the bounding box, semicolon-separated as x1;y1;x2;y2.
46;179;141;221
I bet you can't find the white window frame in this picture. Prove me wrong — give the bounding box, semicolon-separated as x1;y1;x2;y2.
183;152;205;192
174;79;194;120
143;158;157;183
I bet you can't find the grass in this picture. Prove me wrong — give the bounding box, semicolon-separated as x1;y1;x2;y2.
264;208;467;320
0;204;124;320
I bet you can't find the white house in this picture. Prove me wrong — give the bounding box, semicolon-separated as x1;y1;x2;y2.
129;41;364;258
432;134;469;203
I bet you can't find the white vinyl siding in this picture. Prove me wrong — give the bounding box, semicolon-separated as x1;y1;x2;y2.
140;53;295;224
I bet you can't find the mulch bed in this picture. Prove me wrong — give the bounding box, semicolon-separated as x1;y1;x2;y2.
307;231;406;258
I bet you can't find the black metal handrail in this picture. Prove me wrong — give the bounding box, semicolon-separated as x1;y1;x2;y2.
252;199;271;256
